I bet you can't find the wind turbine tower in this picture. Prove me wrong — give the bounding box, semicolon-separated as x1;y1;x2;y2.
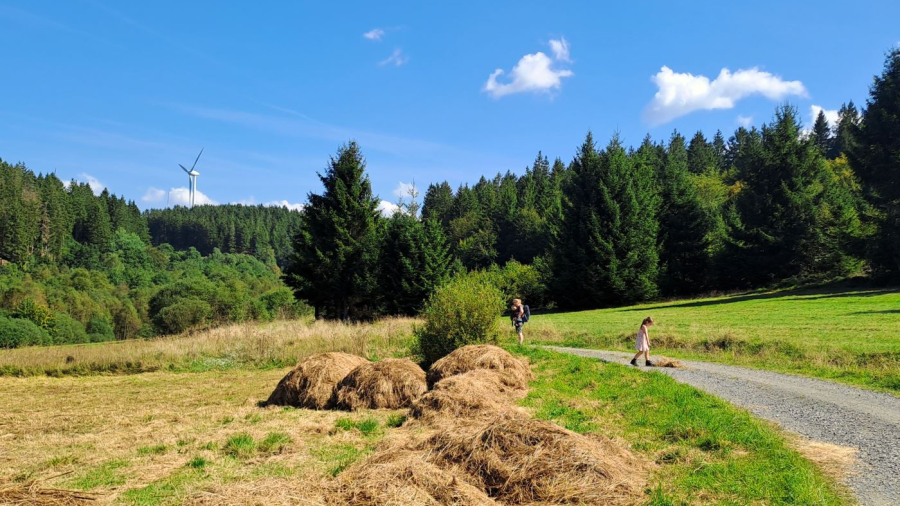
179;148;203;208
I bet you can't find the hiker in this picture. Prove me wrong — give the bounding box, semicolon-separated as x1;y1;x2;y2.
630;316;654;367
510;298;528;345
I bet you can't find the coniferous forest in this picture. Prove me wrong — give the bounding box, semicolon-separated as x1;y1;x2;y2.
2;48;899;344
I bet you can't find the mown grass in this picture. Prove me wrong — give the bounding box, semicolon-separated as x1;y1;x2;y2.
527;284;900;392
0;317;416;377
515;346;852;505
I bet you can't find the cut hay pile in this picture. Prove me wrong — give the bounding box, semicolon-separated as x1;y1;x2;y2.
410;369;526;422
655;358;684;368
332;358;427;410
0;480;97;505
264;352;368;409
328;450;498;506
420;412;646;505
426;345;532;389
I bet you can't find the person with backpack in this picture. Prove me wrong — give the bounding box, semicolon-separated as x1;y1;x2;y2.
510;298;529;344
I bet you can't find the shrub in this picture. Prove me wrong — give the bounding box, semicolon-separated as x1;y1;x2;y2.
415;272;505;365
12;299;55;331
86;315;115;340
154;297;212;335
259;287;296;319
487;260;549;308
0;317;51;348
51;312;89;344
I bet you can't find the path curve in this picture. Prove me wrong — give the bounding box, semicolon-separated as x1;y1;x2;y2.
544;346;900;506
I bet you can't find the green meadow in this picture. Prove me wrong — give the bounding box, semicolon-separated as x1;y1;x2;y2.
528;284;900;393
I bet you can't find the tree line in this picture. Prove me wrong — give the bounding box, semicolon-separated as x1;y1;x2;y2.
291;48;900;316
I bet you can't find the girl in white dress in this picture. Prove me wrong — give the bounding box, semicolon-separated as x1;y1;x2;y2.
630;316;654;367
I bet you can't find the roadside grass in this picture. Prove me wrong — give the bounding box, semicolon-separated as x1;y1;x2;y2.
526;285;900;393
515;346;852;505
0;317;416;377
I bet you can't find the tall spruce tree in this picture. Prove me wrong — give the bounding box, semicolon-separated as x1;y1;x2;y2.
378;213;453;315
830;101;861;159
658;132;714;295
849;48;900;278
284;142;380;320
687;131;717;174
551;133;659;308
421;182;454;227
812;109;833;155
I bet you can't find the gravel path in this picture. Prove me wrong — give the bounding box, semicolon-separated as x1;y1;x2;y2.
544;346;900;506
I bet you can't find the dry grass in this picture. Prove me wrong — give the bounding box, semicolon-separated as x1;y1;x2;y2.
425;345;532;389
328;450;498;506
332;358;427;410
264;352;369;409
409;369;527;422
654;358;684;368
416;412;648;505
788;435;858;484
0;479;98;505
0;318;416;377
0;367;404;505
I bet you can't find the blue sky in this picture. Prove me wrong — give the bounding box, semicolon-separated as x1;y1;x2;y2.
1;1;898;211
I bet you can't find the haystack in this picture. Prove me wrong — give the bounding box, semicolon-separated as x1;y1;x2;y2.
422;411;647;505
426;345;532;389
410;369;526;422
0;480;97;505
264;352;368;409
332;358;427;410
329;450;498;506
655;358;684;368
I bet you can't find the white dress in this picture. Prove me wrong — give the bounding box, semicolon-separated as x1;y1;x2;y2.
635;326;650;352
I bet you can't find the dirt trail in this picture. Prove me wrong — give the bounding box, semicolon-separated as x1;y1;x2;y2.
545;346;900;506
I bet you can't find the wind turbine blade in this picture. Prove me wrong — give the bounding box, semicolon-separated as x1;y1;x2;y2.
179;164;190;174
191;148;204;171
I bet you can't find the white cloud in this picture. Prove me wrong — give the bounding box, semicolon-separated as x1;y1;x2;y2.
376;200;400;217
379;48;408;67
363;28;385;41
736;115;753;127
810;105;840;128
548;37;571;62
644;66;807;125
76;173;105;196
484;51;574;98
392;181;416;198
168;187;218;206
142;187;166;203
264;200;305;211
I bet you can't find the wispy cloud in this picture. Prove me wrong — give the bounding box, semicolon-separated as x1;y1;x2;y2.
0;4;120;48
363;28;385;41
484;39;574;98
392;181;417;198
169;187;217;206
548;37;571;62
736;115;753;127
64;173;106;195
376;200;401;217
644;66;807;125
810;105;839;127
379;48;408;67
264;200;305;211
142;187;166;203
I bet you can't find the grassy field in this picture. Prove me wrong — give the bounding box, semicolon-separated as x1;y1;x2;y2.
527;284;900;393
0;317;416;377
0;319;852;505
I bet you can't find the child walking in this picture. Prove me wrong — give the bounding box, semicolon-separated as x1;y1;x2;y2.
630;317;654;367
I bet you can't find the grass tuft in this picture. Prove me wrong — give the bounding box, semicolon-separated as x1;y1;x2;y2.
223;433;256;459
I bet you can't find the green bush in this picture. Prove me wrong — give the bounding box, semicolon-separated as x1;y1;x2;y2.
154;297;212;334
12;299;55;331
415;272;505;365
259;287;296;319
0;317;51;348
51;312;89;344
86;316;115;340
487;260;549;308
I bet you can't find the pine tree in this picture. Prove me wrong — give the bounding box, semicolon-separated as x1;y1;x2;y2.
284;142;380;320
830;101;861;159
812;109;833;155
658;132;714;294
421;182;454;227
687;131;717;174
849;48;900;278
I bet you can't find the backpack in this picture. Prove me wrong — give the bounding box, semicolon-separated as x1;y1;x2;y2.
523;305;530;323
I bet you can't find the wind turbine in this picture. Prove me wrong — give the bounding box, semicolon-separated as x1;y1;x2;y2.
179;148;203;208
